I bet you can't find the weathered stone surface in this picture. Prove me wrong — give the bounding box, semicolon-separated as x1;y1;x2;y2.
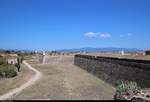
145;50;150;55
74;54;150;88
114;89;150;101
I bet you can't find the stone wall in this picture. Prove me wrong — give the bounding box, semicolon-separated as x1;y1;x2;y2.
74;54;150;88
145;50;150;55
36;54;44;63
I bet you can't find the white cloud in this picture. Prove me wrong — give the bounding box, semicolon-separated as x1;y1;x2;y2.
84;32;97;37
119;33;133;38
84;32;112;39
99;33;111;38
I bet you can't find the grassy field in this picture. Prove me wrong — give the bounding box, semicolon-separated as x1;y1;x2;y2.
11;55;115;100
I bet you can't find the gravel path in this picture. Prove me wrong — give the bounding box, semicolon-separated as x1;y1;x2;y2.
0;61;42;100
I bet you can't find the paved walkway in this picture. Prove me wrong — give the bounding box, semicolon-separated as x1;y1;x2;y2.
0;61;42;100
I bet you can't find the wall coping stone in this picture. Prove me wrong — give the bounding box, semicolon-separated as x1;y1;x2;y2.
75;54;150;70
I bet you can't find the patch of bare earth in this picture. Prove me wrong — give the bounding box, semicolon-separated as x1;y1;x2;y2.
0;64;34;95
11;55;115;100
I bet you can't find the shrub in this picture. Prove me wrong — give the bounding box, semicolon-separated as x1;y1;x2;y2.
116;81;140;93
0;64;17;78
0;58;6;65
17;56;24;63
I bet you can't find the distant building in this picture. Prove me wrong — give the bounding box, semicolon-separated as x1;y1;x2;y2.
42;51;46;56
7;58;18;64
35;50;38;54
119;50;125;55
145;50;150;55
6;54;18;65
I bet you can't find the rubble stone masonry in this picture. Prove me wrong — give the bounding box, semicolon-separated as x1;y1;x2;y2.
74;54;150;88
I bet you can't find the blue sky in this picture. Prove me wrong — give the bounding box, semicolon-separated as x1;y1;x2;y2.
0;0;150;51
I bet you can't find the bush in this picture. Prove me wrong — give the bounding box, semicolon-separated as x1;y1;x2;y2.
0;58;6;65
17;56;24;64
0;64;17;78
116;81;140;93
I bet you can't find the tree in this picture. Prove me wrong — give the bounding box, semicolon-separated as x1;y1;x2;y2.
20;56;24;63
16;58;21;72
5;50;11;54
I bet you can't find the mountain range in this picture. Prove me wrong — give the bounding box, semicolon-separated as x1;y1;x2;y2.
56;47;144;53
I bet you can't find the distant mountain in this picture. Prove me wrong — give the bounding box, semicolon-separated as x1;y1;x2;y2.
56;47;144;53
0;48;34;53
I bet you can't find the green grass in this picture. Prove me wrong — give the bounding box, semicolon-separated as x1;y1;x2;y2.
116;81;140;93
0;64;17;78
0;57;6;65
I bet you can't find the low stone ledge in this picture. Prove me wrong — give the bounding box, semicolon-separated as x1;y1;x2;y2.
115;89;150;102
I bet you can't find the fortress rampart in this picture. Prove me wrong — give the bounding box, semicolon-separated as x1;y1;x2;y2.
74;54;150;88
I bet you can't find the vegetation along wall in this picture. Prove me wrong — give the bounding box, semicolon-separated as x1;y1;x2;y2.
74;54;150;88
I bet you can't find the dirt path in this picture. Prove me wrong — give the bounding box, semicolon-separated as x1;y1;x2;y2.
12;56;116;100
0;61;42;100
